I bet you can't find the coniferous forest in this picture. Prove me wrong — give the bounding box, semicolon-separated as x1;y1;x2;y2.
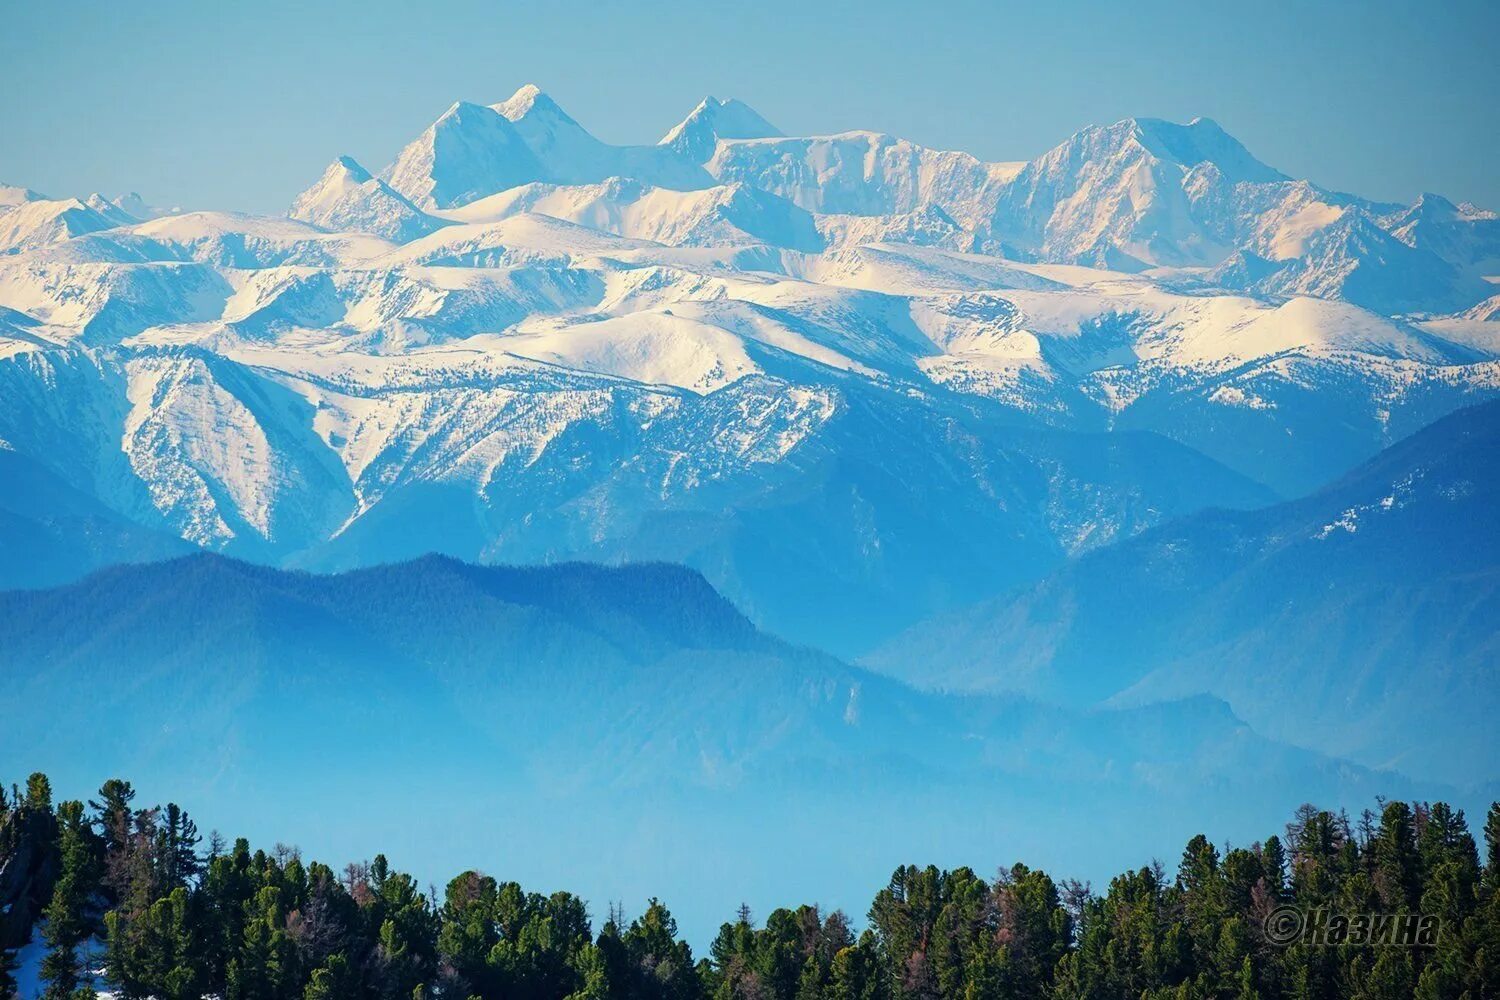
1;775;1498;999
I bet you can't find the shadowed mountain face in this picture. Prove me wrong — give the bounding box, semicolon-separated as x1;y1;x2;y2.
866;400;1500;789
0;350;1279;655
0;554;1444;940
0;448;191;589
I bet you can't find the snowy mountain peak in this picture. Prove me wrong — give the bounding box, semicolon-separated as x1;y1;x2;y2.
493;83;570;124
332;155;374;182
301;155;376;194
82;193;136;226
487;84;616;181
990;115;1297;268
1414;191;1459;212
1398;192;1496;225
437;99;498;126
661;96;783;161
382;100;542;209
1125;116;1287;184
0;183;46;208
291;155;442;241
0;194;133;253
110;191;174;221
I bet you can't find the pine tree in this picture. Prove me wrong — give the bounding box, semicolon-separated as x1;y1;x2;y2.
1260;836;1287;899
148;887;206;1000
623;899;699;1000
304;953;355;1000
26;772;53;811
1358;950;1415;1000
1483;802;1500;893
566;941;614;1000
89;779;136;858
436;871;499;996
227;885;293;1000
157;804;203;890
828;932;881;1000
40;801;99;1000
1372;801;1421;911
8;772;1500;1000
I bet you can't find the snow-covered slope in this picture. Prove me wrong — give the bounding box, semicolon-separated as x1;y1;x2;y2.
0;184;46;208
290;155;445;241
1210;207;1489;314
439;177;824;251
0;195;133;254
659;95;784;161
1388;192;1500;279
707;131;1023;230
1;88;1496;650
989;117;1279;267
382;100;548;209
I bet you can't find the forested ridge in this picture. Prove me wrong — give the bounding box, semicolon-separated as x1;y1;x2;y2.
2;774;1498;999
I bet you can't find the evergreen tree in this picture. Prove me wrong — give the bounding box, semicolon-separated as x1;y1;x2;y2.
1371;801;1421;911
303;952;356;1000
157;803;203;890
26;772;53;811
7;773;1500;1000
623;899;700;1000
90;779;136;859
40;800;99;1000
1483;802;1500;893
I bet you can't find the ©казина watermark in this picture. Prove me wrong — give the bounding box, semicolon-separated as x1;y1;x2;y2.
1263;905;1440;947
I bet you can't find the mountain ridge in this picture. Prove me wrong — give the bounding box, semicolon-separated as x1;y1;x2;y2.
2;86;1497;651
865;398;1500;788
1;545;1463;953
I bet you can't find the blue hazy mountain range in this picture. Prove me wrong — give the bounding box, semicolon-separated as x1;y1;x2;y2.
0;548;1454;944
867;399;1500;789
1;403;1496;941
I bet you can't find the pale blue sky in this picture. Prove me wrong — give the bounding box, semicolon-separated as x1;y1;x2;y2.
2;0;1496;214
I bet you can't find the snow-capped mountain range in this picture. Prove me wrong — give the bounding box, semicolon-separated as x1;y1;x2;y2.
2;86;1497;651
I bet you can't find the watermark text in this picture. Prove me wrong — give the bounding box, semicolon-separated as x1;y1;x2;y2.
1263;905;1439;947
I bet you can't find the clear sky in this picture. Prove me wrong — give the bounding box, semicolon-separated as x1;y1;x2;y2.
2;0;1496;215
